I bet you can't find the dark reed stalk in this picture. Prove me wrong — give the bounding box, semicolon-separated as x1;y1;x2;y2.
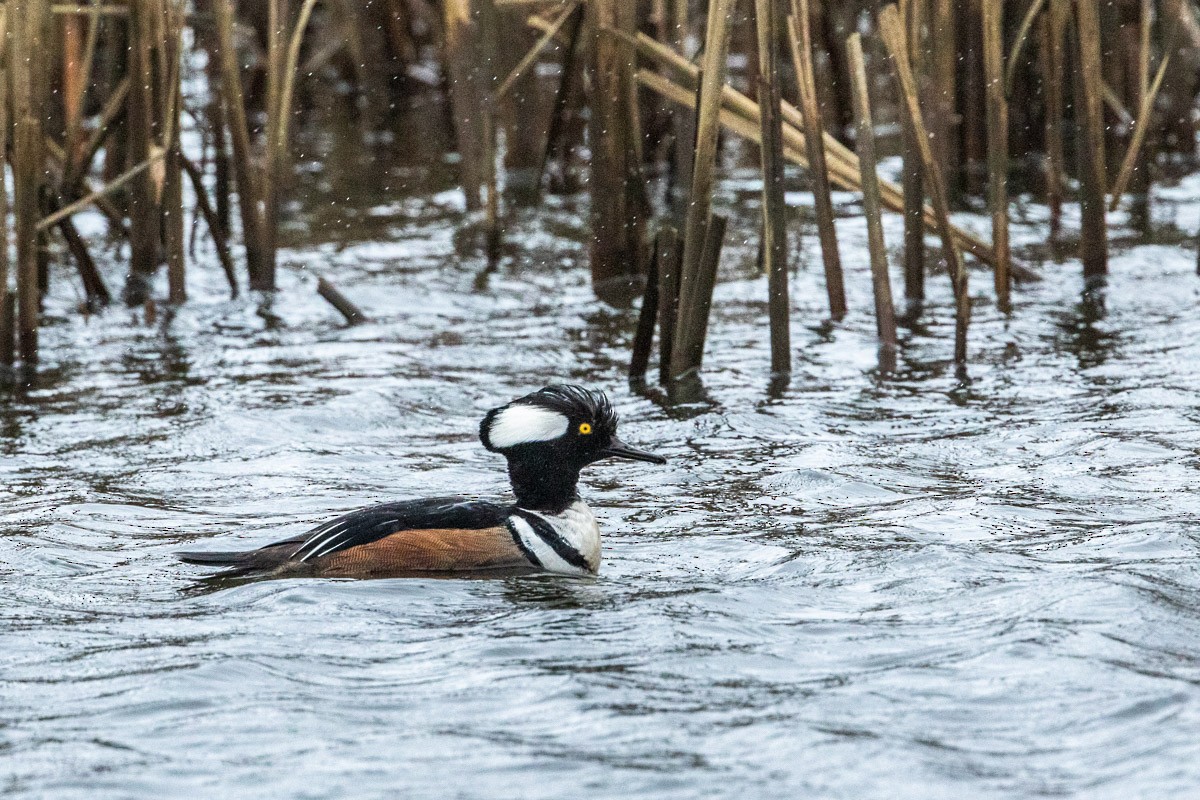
755;0;791;374
847;32;898;363
671;0;733;380
672;214;728;378
163;4;186;304
536;4;585;198
1072;0;1108;281
213;0;272;289
11;0;49;364
179;154;239;298
900;0;925;312
587;0;645;296
317;276;368;324
1005;0;1046;93
656;227;681;386
45;192;111;309
929;0;957;200
790;0;846;321
1042;0;1067;241
981;0;1010;313
629;236;661;379
126;0;159;304
880;3;969;365
0;7;8;368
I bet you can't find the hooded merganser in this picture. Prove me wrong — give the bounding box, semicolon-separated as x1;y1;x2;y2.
177;385;666;579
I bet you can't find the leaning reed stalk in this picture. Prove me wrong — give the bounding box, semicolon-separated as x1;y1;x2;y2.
847;32;898;359
789;0;846;321
755;0;791;375
879;4;969;365
670;0;733;380
981;0;1010;313
1110;30;1175;210
929;0;957;197
606;26;1001;269
1073;0;1108;280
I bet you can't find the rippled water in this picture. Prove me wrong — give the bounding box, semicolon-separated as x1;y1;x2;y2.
4;108;1200;798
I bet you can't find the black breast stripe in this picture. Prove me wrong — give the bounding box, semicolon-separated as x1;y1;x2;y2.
512;510;591;572
505;518;543;568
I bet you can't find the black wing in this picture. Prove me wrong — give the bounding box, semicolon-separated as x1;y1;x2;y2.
284;497;511;563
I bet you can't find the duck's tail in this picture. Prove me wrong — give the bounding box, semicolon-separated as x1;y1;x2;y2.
177;544;299;578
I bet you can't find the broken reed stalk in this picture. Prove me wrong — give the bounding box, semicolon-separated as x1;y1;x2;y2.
316;276;368;325
497;2;577;99
847;32;897;359
163;5;186;304
755;0;791;375
789;0;846;321
609;27;1001;270
656;227;681;385
1109;30;1175;211
1072;0;1108;281
899;0;925;310
981;0;1010;313
11;0;49;364
879;4;969;365
1041;2;1066;241
670;0;733;380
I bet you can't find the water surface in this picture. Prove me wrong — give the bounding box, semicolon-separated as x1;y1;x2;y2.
3;109;1200;798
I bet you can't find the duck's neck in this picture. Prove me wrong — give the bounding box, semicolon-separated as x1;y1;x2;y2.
507;458;580;513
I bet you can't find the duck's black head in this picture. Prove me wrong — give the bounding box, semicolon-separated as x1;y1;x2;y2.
480;385;665;511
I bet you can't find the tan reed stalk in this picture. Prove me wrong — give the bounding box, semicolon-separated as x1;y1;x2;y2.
670;0;733;380
929;0;957;198
11;0;49;363
879;3;969;365
755;0;791;374
607;26;1001;269
1110;28;1176;210
982;0;1010;313
444;0;485;209
847;32;898;360
673;214;727;377
1073;0;1108;280
1005;0;1047;93
789;0;846;321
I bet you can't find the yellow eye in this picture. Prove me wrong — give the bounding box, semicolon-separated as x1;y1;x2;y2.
578;422;592;435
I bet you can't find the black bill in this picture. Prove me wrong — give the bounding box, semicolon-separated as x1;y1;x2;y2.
601;437;667;465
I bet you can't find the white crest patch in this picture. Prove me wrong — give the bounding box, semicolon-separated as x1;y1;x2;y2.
487;404;569;449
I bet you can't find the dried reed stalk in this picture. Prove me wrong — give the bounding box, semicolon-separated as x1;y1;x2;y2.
1109;28;1176;210
789;0;845;321
671;0;733;380
981;0;1010;312
1041;2;1066;240
755;0;790;374
879;4;969;364
847;32;897;359
900;0;925;308
1073;0;1108;279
